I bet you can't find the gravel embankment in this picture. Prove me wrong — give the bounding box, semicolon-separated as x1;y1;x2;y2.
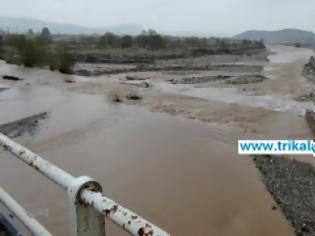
252;155;315;236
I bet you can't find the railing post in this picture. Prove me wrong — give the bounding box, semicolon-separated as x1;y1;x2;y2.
67;176;106;236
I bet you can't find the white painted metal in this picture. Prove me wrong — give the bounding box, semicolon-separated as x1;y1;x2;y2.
0;132;74;190
0;187;52;236
0;132;170;236
81;190;169;236
67;176;105;236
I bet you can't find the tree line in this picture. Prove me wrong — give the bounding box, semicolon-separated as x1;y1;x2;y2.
64;29;264;51
0;27;264;74
0;27;74;73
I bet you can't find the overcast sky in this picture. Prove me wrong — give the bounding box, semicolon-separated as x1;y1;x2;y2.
1;0;314;36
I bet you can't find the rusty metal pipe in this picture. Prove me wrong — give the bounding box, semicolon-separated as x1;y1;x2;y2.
81;190;169;236
0;132;75;190
0;132;170;236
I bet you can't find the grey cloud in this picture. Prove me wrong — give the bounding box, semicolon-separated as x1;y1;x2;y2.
0;0;314;35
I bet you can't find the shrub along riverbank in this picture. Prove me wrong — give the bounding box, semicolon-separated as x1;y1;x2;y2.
0;28;74;74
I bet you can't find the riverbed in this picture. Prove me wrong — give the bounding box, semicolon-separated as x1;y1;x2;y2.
0;45;313;235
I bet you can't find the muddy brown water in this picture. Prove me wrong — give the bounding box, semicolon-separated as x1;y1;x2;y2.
0;44;313;236
157;45;314;113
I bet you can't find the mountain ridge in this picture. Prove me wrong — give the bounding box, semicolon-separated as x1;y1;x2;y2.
234;29;315;44
0;16;144;35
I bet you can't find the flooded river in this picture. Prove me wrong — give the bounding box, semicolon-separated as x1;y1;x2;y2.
0;44;313;235
159;45;314;113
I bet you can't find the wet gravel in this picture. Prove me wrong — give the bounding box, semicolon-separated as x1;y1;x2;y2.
0;112;48;138
296;93;315;102
225;74;268;84
168;75;232;84
252;155;315;236
0;88;9;92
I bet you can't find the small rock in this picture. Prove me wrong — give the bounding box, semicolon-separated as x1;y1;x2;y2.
65;79;75;83
126;76;147;81
112;96;122;103
0;88;9;92
2;75;23;81
301;223;311;233
126;93;142;100
141;82;150;88
168;79;177;84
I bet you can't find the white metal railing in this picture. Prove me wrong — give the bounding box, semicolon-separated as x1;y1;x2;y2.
0;132;170;236
0;187;52;236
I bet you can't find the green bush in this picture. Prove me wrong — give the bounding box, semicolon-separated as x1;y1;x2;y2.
21;38;46;67
5;35;46;67
98;33;119;48
120;35;133;48
4;33;74;73
0;35;3;58
39;27;52;44
54;48;74;74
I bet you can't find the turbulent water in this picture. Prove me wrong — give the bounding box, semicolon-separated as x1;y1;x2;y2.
0;45;313;235
160;45;314;113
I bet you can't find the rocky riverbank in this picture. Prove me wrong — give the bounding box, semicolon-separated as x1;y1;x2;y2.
303;56;315;81
252;155;315;236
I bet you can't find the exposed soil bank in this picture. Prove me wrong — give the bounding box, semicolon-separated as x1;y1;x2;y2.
169;74;268;85
73;45;266;64
0;112;48;138
74;64;263;76
252;155;315;236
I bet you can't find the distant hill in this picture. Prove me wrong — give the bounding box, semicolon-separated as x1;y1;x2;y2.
0;17;144;35
234;29;315;44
